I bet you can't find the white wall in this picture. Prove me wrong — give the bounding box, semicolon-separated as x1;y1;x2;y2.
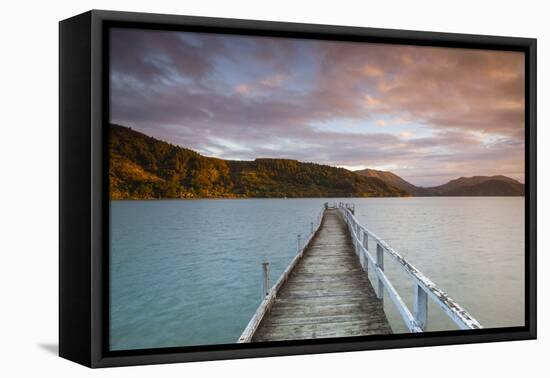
0;0;546;376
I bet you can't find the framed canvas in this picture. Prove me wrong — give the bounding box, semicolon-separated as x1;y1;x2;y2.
59;10;537;368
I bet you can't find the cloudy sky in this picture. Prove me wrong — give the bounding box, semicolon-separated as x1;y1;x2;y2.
110;28;525;187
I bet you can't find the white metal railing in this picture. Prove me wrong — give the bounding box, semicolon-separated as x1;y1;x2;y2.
238;206;326;343
339;202;482;332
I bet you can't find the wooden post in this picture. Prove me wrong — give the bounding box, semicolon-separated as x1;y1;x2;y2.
262;261;270;298
310;222;314;234
376;243;384;302
414;284;428;330
297;234;301;252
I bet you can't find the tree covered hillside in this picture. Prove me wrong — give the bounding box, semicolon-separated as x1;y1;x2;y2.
109;124;408;199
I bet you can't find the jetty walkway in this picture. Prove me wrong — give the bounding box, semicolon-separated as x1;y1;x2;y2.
238;203;482;343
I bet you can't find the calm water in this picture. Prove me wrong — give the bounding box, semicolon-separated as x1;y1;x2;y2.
110;197;524;350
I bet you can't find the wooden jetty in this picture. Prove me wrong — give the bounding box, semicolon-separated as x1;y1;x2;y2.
238;203;482;343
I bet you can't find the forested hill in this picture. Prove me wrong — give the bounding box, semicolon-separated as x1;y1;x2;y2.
420;175;525;196
354;168;419;194
109;124;409;199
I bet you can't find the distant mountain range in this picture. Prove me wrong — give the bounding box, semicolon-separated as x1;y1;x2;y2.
110;124;524;200
355;169;524;197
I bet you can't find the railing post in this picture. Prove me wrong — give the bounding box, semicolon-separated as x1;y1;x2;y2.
262;261;270;298
297;234;301;252
414;284;428;330
376;243;384;302
310;222;314;234
361;231;368;273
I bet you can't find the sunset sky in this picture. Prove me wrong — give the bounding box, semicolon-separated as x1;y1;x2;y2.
110;28;525;187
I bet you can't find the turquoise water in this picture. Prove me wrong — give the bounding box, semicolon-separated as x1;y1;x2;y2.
110;197;524;350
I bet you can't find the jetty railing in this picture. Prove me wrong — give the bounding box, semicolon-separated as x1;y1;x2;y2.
339;202;482;332
238;205;327;343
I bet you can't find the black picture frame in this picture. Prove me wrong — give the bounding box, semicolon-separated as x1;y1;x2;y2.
59;9;537;368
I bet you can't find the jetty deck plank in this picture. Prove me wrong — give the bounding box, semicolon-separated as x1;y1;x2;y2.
252;209;392;342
